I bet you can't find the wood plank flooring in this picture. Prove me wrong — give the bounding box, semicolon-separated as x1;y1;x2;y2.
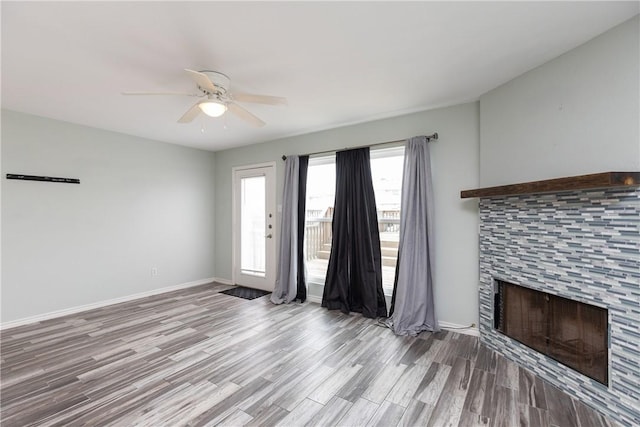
0;282;617;426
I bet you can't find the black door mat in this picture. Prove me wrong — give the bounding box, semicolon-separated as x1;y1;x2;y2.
219;286;271;300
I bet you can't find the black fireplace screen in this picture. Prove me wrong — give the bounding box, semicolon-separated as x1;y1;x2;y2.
495;280;608;385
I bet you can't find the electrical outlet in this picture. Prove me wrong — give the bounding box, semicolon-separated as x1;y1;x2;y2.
151;267;158;277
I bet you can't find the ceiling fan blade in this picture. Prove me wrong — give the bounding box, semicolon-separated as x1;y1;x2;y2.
184;69;216;92
227;102;266;127
178;102;202;123
122;91;200;96
232;92;287;106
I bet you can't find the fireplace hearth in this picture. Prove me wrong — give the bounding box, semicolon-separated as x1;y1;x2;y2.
495;279;608;384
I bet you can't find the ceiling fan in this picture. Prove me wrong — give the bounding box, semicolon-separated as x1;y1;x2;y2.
123;69;286;127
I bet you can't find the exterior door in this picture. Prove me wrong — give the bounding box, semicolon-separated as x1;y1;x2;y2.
232;163;276;291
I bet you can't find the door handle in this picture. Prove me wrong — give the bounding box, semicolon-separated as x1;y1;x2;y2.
265;234;273;239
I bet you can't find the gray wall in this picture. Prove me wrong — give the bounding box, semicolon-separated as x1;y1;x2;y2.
479;15;639;187
1;110;216;323
215;102;480;327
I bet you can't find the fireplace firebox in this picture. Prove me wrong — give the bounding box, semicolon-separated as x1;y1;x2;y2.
494;279;608;385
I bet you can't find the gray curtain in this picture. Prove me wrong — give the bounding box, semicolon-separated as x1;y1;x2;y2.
271;156;300;304
387;136;439;335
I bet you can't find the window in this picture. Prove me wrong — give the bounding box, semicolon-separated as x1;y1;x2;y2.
304;146;404;295
239;175;266;277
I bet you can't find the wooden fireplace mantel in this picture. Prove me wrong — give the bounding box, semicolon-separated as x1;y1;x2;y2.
460;171;640;199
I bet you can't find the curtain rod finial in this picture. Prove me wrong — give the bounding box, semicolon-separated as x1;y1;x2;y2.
282;155;287;161
432;132;438;140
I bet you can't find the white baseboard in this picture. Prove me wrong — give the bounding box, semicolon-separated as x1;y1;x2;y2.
439;321;480;337
2;279;480;339
0;277;216;331
305;297;479;337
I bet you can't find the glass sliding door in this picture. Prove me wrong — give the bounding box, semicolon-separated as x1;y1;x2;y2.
303;146;405;295
304;155;336;286
370;146;405;295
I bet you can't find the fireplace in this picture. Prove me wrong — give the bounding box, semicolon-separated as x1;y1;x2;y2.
461;173;639;426
494;279;608;384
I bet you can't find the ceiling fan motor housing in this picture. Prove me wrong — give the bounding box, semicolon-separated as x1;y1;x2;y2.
200;70;230;96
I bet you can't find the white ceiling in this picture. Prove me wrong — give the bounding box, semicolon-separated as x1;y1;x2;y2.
2;2;638;152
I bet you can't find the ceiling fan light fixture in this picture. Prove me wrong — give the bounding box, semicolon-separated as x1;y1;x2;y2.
199;100;227;117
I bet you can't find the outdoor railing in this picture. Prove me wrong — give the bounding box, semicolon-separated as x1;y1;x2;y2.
305;210;400;261
379;210;400;233
305;217;333;261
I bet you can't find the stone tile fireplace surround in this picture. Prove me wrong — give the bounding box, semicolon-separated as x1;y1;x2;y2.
463;173;639;426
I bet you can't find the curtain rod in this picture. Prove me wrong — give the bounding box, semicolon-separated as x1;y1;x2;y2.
281;132;438;161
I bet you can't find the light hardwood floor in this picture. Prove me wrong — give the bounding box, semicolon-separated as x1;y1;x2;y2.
1;282;616;426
